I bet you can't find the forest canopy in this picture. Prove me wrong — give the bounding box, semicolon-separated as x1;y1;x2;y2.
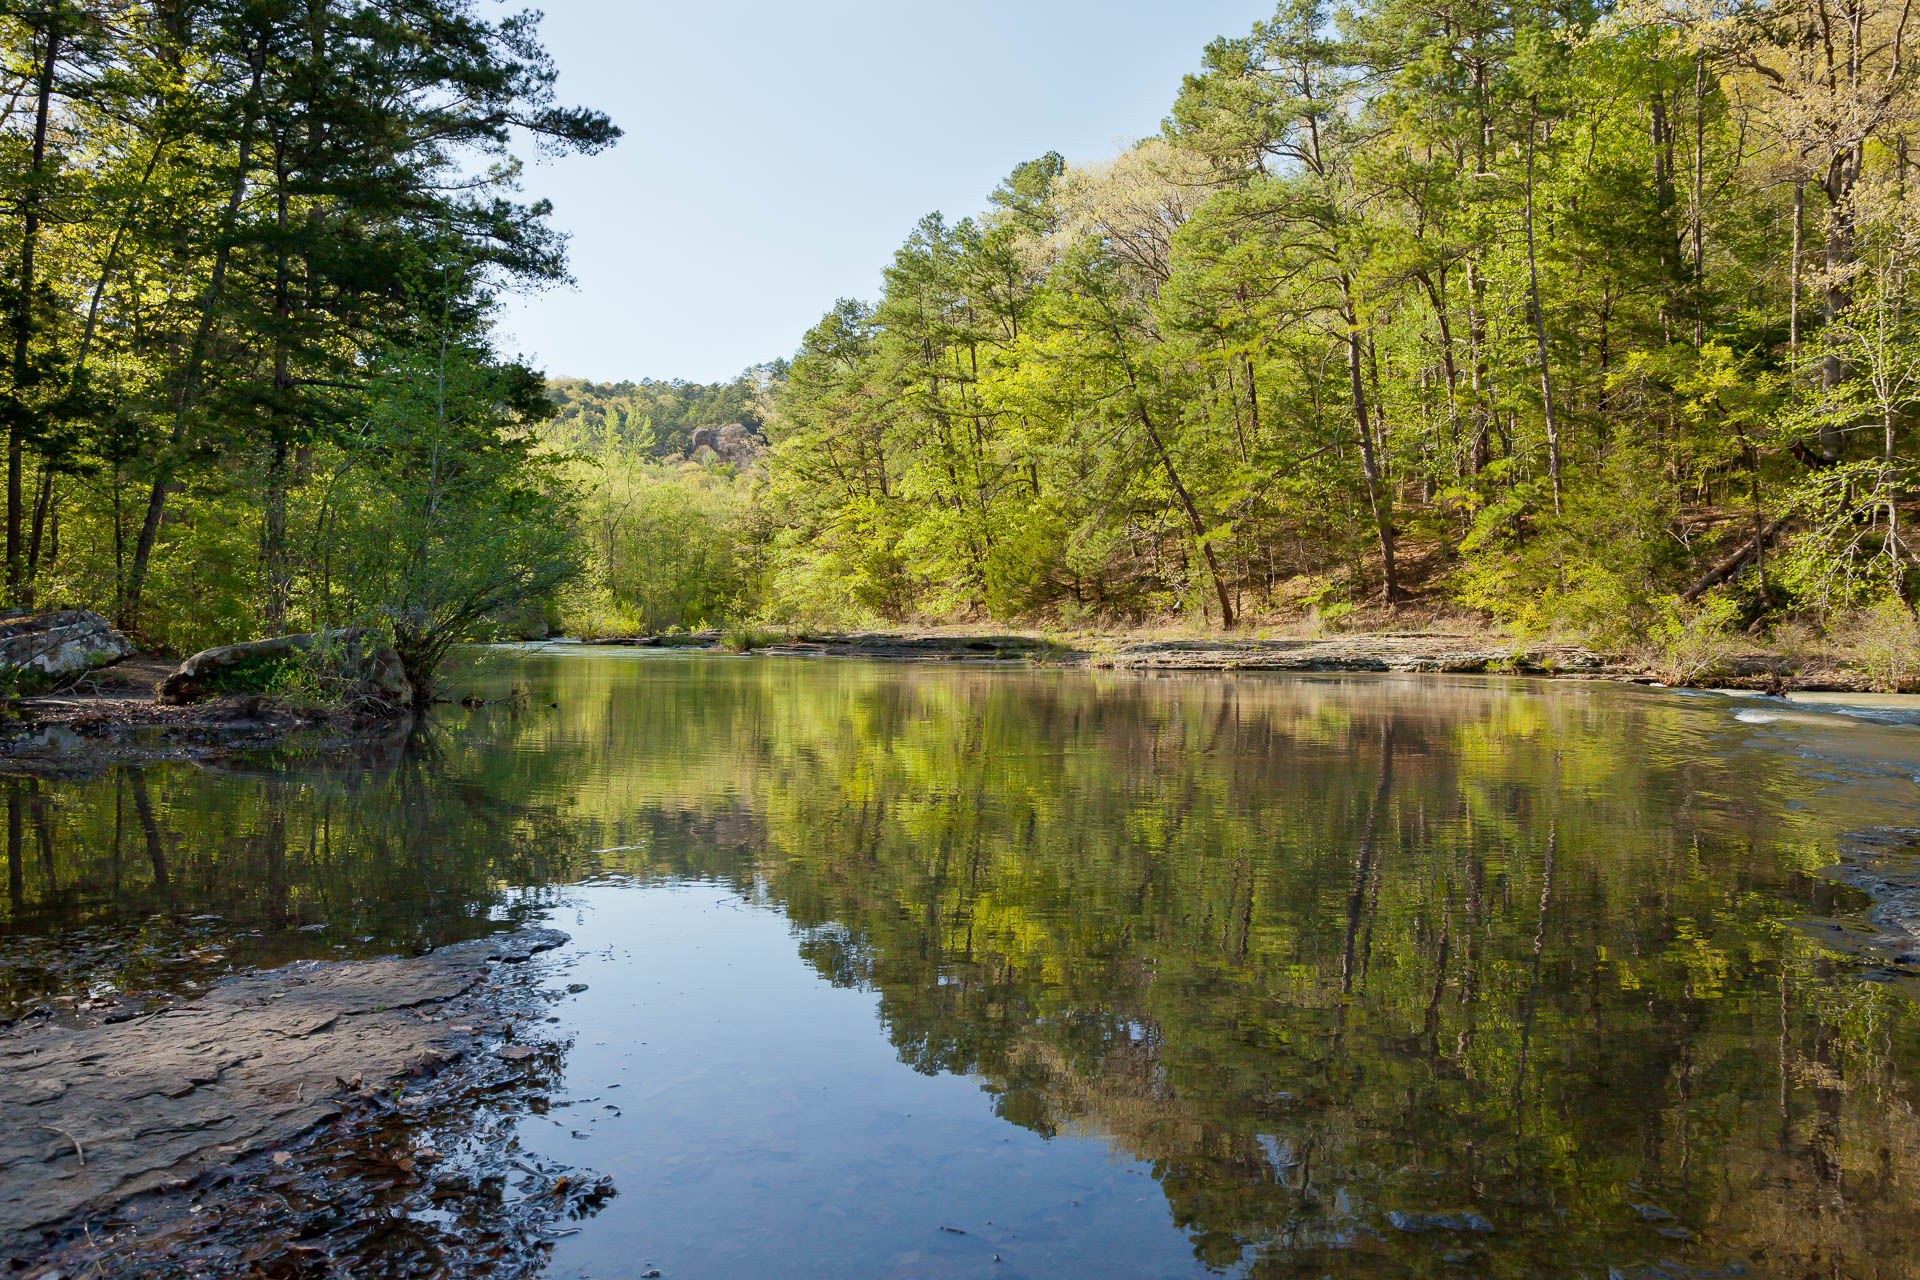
0;0;614;690
544;367;781;462
11;0;1920;674
582;0;1920;655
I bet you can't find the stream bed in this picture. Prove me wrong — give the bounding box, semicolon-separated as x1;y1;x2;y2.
8;649;1920;1277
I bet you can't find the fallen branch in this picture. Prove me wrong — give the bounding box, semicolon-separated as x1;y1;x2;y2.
1680;515;1791;602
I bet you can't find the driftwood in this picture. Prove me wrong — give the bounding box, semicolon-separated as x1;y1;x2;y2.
1679;515;1792;602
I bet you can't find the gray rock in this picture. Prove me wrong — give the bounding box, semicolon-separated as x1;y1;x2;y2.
0;610;134;688
159;629;413;711
0;930;563;1235
687;421;767;466
486;928;570;964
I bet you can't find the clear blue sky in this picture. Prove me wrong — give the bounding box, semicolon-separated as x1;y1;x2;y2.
494;0;1275;385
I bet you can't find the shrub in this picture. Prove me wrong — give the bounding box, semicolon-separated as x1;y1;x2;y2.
1638;593;1742;685
722;626;785;652
266;630;409;715
202;651;298;696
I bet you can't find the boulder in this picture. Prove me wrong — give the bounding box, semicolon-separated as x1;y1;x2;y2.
159;629;413;712
0;610;135;689
687;421;767;466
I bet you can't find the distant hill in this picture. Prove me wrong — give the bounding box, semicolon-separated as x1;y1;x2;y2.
542;362;786;463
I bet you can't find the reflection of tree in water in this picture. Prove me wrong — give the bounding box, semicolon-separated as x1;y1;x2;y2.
0;718;592;1015
9;656;1920;1273
568;665;1920;1277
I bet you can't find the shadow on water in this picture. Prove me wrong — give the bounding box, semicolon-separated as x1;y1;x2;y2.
10;652;1920;1276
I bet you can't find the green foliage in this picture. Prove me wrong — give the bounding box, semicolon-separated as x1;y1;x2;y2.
197;652;297;698
718;0;1920;649
1776;460;1918;611
12;0;1920;661
1454;452;1692;644
305;338;584;700
1640;593;1743;685
545;369;782;461
721;625;785;652
136;487;262;657
1843;596;1920;693
262;630;400;715
0;2;614;673
562;457;757;636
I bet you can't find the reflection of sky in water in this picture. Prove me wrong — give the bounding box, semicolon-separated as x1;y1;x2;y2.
528;882;1204;1280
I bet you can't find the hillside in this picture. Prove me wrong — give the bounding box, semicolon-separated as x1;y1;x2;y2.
544;366;783;463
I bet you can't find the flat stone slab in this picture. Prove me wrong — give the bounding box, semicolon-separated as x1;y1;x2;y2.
1094;635;1610;674
0;929;564;1239
558;630;1891;691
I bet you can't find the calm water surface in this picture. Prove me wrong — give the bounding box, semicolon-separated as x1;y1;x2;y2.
10;650;1920;1278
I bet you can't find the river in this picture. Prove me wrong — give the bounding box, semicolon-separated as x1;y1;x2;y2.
9;647;1920;1277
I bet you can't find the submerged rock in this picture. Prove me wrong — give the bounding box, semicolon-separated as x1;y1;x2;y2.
1386;1210;1494;1233
159;629;412;711
486;928;571;964
0;610;135;688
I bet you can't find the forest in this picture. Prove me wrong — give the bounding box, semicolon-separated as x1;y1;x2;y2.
8;0;1920;675
581;0;1920;661
545;370;778;461
0;0;614;689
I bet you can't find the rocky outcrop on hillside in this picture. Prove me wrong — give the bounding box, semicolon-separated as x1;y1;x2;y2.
686;421;766;467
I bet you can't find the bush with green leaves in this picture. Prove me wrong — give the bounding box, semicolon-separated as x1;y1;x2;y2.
1842;597;1920;693
561;456;758;635
297;338;584;704
1639;594;1743;686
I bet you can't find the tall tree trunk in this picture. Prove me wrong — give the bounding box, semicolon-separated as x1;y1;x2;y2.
1524;100;1562;513
1817;142;1863;460
24;465;52;604
1691;53;1708;347
123;45;267;630
1651;86;1682;342
1244;353;1260;442
1414;269;1460;457
8;24;59;605
1341;278;1398;603
1111;325;1236;627
263;139;293;630
1790;179;1804;359
1466;260;1491;473
1468;83;1493;476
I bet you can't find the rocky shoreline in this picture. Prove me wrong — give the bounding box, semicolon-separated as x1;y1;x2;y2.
0;621;420;773
579;628;1890;693
0;671;414;776
1;927;605;1277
